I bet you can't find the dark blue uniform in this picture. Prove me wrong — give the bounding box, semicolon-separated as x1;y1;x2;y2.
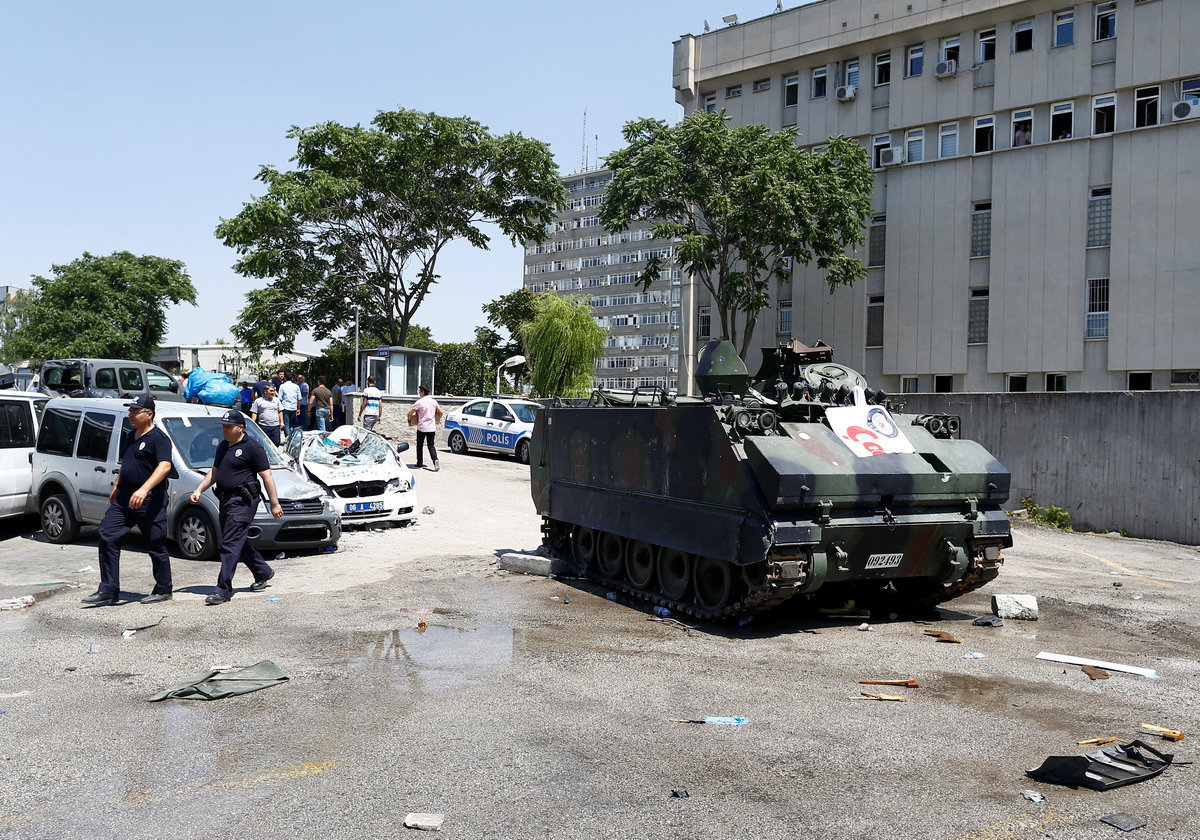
212;433;274;598
97;426;173;597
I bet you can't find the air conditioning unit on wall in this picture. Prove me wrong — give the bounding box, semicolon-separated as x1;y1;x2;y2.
1172;100;1199;121
835;84;857;101
935;59;957;78
880;147;906;166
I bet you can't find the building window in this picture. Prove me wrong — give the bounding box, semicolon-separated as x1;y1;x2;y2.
968;289;989;344
697;306;711;339
845;61;860;88
812;67;828;98
978;29;996;62
939;122;959;158
974;115;995;154
703;94;717;113
784;75;799;106
1012;109;1033;146
1170;370;1200;385
1095;2;1117;41
1093;93;1116;134
875;52;891;86
1008;375;1028;392
1087;187;1112;246
1134;86;1159;128
868;215;887;267
1046;373;1067;391
1086;277;1109;338
907;45;924;76
1127;372;1152;390
1183;78;1200;106
778;300;792;334
872;135;891;169
901;376;919;394
753;78;771;92
941;37;959;64
970;202;992;257
1054;10;1074;46
934;375;953;393
726;84;742;98
1013;20;1034;53
866;296;884;348
1051;101;1074;140
906;129;924;163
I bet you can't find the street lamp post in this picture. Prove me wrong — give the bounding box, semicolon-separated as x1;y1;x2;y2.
496;355;526;394
345;298;360;384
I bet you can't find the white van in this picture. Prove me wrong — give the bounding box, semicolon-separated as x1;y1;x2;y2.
0;391;48;519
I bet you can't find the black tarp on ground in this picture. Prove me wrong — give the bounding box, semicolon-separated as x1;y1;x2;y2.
148;660;288;701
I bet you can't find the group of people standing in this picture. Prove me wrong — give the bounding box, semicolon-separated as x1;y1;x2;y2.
238;371;356;446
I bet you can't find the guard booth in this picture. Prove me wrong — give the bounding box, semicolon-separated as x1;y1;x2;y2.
360;346;440;396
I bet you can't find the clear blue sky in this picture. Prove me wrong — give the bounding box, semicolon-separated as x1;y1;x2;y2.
0;0;761;352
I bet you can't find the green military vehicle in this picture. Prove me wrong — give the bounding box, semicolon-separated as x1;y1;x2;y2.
529;339;1011;621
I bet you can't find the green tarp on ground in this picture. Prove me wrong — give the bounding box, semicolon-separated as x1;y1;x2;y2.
148;660;289;701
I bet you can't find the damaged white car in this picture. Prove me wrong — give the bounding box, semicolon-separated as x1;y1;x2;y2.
285;425;417;527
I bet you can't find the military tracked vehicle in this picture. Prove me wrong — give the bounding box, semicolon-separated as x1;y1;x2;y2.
529;339;1011;621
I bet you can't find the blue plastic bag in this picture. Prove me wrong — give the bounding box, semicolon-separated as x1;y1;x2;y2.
185;369;239;406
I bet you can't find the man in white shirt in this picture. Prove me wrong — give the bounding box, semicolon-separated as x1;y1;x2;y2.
278;374;301;438
357;376;383;431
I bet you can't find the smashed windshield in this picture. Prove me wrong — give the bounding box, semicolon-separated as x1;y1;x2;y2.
162;416;288;470
302;429;392;467
511;402;540;424
41;362;84;393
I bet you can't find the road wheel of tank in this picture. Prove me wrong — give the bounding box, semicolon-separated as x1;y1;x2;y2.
596;532;625;578
694;556;734;610
448;431;468;455
624;540;656;589
571;526;597;567
657;549;692;601
515;439;530;465
40;493;80;544
175;506;218;561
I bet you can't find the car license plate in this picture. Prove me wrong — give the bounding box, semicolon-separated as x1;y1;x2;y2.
346;501;385;513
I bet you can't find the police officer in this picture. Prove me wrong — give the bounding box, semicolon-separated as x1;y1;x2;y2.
82;395;174;606
190;409;284;604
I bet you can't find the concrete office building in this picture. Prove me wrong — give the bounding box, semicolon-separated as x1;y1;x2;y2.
672;0;1200;392
523;169;686;391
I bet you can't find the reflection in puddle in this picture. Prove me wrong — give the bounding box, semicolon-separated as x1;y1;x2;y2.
350;624;513;694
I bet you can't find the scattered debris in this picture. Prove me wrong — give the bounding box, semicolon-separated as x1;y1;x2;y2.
1139;723;1184;742
122;629;136;639
1026;740;1173;790
857;622;872;631
87;643;101;655
122;616;166;639
1082;665;1110;680
671;790;689;798
563;596;570;604
1079;737;1126;746
606;592;618;601
992;594;1038;621
421;506;435;515
274;552;286;561
964;652;985;659
1100;813;1147;832
669;716;749;726
0;692;30;699
149;660;289;702
653;606;671;617
0;596;34;611
1131;592;1143;601
973;615;1003;627
1113;581;1123;588
924;630;961;643
403;813;445;831
266;595;282;602
860;679;918;688
855;692;905;702
416;619;427;632
1021;790;1045;803
1036;651;1158;679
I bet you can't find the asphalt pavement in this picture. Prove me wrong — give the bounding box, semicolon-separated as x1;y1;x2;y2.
1;444;1197;839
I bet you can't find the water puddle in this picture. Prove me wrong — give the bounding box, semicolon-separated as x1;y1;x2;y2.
346;623;514;694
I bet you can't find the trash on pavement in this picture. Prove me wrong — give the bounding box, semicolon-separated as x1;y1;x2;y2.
122;616;166;639
1139;723;1184;742
416;619;427;632
653;606;671;617
403;813;444;831
1026;740;1173;790
1078;737;1127;746
87;643;102;655
1131;592;1143;600
857;622;873;631
860;679;918;687
0;691;30;699
563;596;571;604
122;629;136;639
973;615;1003;627
274;552;286;561
964;652;985;659
992;594;1038;620
856;692;906;702
265;594;282;602
1100;813;1147;832
671;790;689;798
1036;651;1158;679
669;716;749;726
148;660;289;701
1021;790;1045;803
606;592;618;601
421;506;435;515
924;630;961;643
0;596;34;611
1082;665;1110;680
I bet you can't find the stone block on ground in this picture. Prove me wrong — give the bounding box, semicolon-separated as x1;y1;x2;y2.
991;594;1038;621
404;813;445;831
498;552;575;577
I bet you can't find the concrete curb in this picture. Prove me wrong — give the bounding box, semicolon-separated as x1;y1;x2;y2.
497;552;576;577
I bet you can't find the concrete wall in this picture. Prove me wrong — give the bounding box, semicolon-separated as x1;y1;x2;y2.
900;390;1200;545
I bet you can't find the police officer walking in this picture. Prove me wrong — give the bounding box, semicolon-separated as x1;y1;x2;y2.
82;395;174;606
190;410;284;605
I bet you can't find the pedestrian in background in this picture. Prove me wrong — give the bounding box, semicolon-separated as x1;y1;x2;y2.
252;373;269;400
251;384;284;446
309;375;333;431
340;377;356;426
409;384;442;471
331;378;344;427
239;382;253;415
190;410;283;605
297;374;310;429
82;396;174;606
278;373;301;438
358;376;382;430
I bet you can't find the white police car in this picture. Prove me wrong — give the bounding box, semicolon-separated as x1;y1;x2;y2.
443;396;540;464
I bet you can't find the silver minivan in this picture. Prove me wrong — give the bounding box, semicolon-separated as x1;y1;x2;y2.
39;359;184;402
29;398;340;559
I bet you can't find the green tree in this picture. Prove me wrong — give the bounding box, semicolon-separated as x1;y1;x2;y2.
0;289;35;364
434;340;485;396
482;287;541;361
3;252;196;362
216;108;565;355
521;294;606;398
600;111;874;359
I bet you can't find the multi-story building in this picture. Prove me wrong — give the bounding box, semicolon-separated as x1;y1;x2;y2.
672;0;1200;392
523;169;689;391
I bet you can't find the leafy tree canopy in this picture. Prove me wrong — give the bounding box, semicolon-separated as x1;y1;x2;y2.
600;111;873;359
216;107;566;355
521;294;606;398
482;286;541;366
2;251;195;363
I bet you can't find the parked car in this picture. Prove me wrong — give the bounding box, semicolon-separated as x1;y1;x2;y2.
443;395;541;464
0;391;48;520
285;425;418;527
39;359;183;402
29;398;340;559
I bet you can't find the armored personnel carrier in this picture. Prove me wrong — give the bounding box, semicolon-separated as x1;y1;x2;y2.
529;339;1011;622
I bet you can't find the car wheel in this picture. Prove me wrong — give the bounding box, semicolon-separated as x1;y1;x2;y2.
40;493;80;544
175;506;218;561
515;439;530;465
448;430;468;455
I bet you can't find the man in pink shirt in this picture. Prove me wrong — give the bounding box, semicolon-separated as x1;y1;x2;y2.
410;384;443;471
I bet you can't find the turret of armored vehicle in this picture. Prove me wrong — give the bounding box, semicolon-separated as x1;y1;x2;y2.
529;339;1011;621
